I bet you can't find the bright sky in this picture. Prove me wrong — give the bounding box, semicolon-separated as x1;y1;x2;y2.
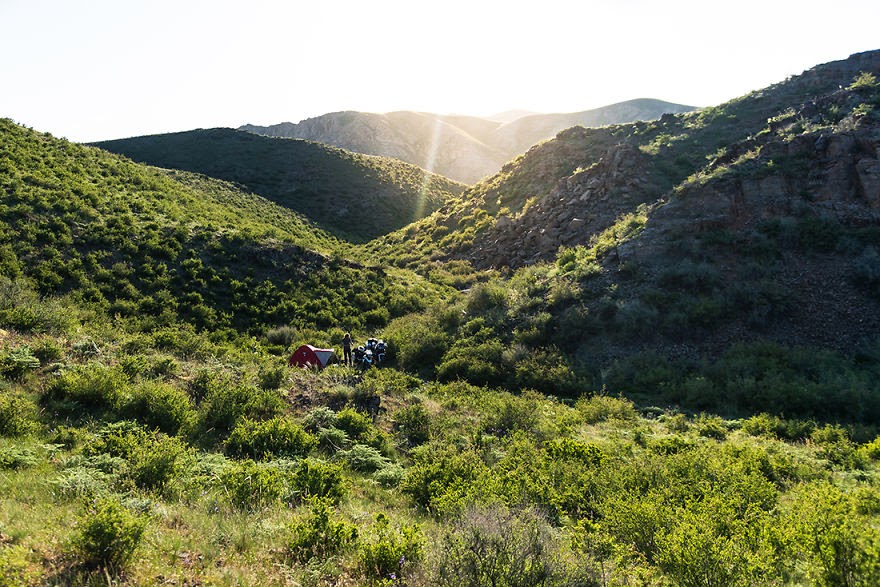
2;0;878;142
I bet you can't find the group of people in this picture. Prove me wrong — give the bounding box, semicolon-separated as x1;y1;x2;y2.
341;332;386;368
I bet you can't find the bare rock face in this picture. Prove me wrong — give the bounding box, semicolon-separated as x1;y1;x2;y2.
463;143;659;267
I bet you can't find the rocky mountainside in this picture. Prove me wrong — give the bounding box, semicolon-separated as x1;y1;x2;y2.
93;128;464;242
369;50;880;368
382;50;880;270
240;99;695;184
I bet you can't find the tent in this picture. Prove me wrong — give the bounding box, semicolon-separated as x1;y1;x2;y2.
288;344;338;370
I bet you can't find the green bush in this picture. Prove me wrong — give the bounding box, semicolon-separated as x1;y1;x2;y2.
72;496;148;568
338;443;389;472
128;434;193;491
44;362;128;412
401;443;488;514
0;345;40;380
265;325;298;347
334;407;373;442
225;417;317;461
0;392;40;437
575;394;638;424
292;458;347;504
258;364;287;390
483;395;538;437
196;381;284;438
286;498;358;563
393;403;430;448
83;422;193;491
359;513;423;584
222;459;289;511
383;312;450;376
0;446;39;470
432;504;558;587
793;482;880;587
119;381;193;435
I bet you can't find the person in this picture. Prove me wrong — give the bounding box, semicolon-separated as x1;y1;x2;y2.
342;332;353;366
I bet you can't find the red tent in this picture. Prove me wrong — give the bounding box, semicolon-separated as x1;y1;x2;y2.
288;344;338;370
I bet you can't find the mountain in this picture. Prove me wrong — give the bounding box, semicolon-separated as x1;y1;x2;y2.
239;99;697;184
368;50;880;418
92;128;465;242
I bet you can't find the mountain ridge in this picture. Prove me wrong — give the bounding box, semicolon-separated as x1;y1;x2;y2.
92;128;465;242
240;98;696;183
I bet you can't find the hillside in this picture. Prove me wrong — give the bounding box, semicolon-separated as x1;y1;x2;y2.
2;56;880;586
240;99;696;184
0;119;446;339
93;128;465;242
367;50;880;420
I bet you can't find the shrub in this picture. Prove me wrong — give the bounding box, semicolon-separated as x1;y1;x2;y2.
119;381;192;435
0;345;40;380
292;458;347;504
30;337;64;364
339;443;390;472
222;459;289;511
483;395;538;437
741;413;815;441
696;414;728;440
383;312;450;376
44;362;127;412
393;403;430;448
0;392;40;437
334;407;373;442
225;417;317;461
511;347;579;395
401;443;488;514
373;463;405;488
128;434;193;491
0;544;35;585
266;325;298;347
303;406;338;432
0;276;74;334
575;394;638;424
197;381;284;438
72;497;148;568
258;364;287;390
432;504;557;587
286;498;358;563
359;513;423;583
0;446;39;470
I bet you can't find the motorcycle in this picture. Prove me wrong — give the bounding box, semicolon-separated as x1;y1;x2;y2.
353;345;373;370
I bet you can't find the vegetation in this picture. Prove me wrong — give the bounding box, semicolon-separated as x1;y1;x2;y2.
94;128;465;242
2;53;880;585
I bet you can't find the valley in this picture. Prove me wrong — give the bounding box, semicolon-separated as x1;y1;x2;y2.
1;50;880;585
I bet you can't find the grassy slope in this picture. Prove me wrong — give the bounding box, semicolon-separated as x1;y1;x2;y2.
0;119;448;338
93;128;465;243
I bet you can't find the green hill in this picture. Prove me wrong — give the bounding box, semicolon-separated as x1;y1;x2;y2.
93;128;465;242
0;119;446;338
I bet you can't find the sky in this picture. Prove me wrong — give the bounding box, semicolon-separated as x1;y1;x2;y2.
1;0;879;143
